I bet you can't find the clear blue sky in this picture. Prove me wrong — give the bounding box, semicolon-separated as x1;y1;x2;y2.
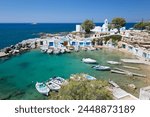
0;0;150;23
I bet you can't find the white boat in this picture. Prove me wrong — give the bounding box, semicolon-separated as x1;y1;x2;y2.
40;47;48;53
46;81;61;91
53;49;60;54
65;49;71;53
92;65;111;71
32;22;37;25
35;82;50;96
47;49;53;54
107;61;121;65
50;77;68;86
85;75;96;80
82;58;97;64
60;49;65;53
88;47;96;51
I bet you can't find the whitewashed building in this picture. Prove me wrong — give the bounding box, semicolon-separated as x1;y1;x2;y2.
70;38;92;47
120;42;150;60
76;25;83;32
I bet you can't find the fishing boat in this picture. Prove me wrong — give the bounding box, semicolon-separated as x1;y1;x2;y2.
65;49;71;53
88;47;96;51
85;75;96;80
53;49;60;54
46;81;61;91
92;65;111;71
32;22;37;25
82;58;97;64
50;77;68;86
60;49;65;53
35;82;50;96
47;49;53;54
107;61;121;65
40;47;48;53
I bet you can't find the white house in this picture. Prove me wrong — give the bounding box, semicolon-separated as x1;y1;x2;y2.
120;42;150;60
70;38;92;47
76;25;83;32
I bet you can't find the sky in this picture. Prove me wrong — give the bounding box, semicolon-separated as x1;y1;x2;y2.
0;0;150;23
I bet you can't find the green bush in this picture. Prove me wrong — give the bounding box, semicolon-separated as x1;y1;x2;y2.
49;74;113;100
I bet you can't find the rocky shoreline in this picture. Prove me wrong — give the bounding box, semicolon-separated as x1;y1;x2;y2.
0;38;39;58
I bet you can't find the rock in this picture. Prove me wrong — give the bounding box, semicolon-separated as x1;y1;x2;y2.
0;94;12;100
13;91;25;97
4;47;12;53
10;45;15;49
128;84;136;89
30;44;36;49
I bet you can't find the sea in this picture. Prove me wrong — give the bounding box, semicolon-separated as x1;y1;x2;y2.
1;23;150;100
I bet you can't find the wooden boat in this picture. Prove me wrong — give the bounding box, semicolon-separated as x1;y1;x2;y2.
85;75;96;80
92;65;111;71
47;49;53;54
35;82;50;96
46;81;61;91
82;58;97;64
107;61;121;65
50;77;68;86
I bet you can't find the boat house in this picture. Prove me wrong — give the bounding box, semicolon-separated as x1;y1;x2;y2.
120;42;150;61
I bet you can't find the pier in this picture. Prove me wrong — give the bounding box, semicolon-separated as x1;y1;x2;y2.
121;59;145;64
111;68;146;78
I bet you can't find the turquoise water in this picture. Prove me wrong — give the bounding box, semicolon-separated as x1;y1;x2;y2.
0;49;150;99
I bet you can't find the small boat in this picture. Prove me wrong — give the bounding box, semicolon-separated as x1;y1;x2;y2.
60;49;65;53
46;81;61;91
88;47;96;51
53;49;60;54
47;49;53;54
92;65;111;71
108;80;120;88
40;47;48;53
85;75;96;80
107;61;121;65
65;49;71;53
35;82;50;96
82;58;97;64
50;77;68;86
32;22;37;25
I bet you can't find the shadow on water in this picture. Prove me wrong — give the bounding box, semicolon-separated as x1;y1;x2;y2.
1;90;26;100
0;84;26;100
18;62;30;69
0;57;10;63
0;75;15;82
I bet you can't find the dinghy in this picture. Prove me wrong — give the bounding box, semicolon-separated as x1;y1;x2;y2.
46;81;61;91
107;61;121;65
85;75;96;80
35;82;50;96
92;65;111;71
50;77;68;86
82;58;97;64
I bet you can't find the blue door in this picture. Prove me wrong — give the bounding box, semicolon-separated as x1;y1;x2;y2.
49;42;53;46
